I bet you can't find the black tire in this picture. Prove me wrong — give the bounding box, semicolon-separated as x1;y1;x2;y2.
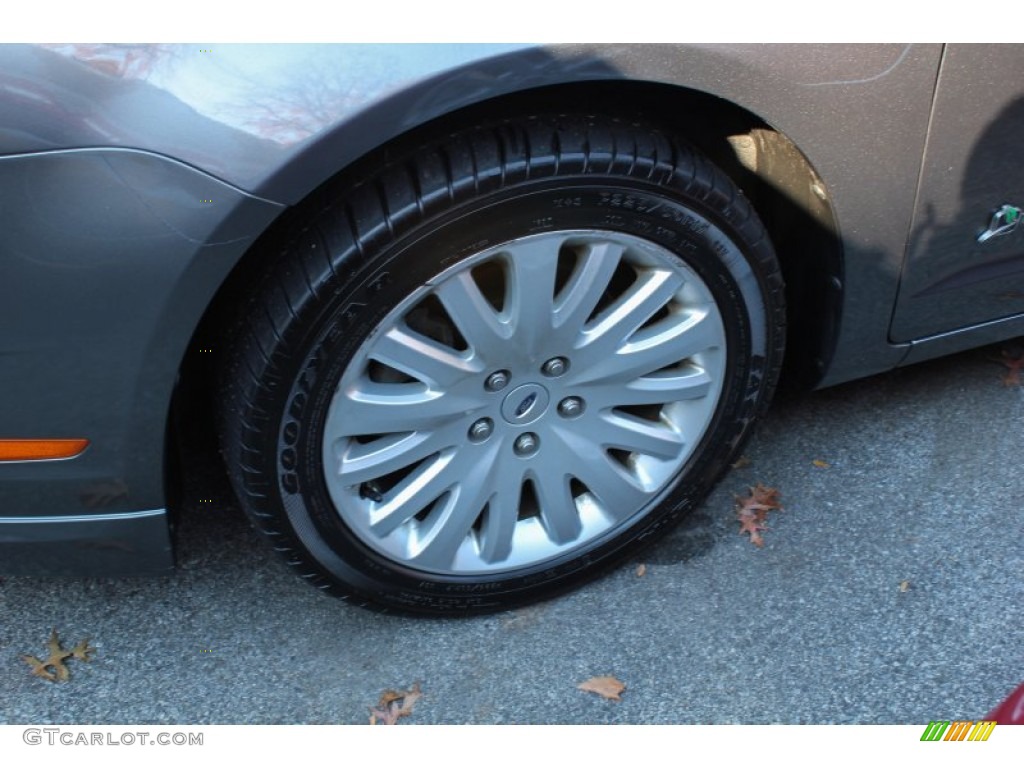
218;115;785;615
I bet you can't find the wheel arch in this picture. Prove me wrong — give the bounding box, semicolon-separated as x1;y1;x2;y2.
180;77;842;422
172;78;843;509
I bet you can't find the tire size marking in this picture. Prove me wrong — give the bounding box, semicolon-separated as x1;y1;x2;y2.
597;192;661;214
452;239;491;260
654;226;679;244
416;581;508;593
552;196;582;208
338;301;366;326
366;271;391;293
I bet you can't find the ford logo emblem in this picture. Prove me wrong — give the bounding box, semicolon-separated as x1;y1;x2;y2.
515;393;537;417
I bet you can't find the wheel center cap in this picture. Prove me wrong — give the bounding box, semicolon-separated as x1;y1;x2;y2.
500;383;550;425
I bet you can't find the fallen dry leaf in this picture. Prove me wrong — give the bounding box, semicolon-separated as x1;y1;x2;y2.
369;682;422;725
21;655;66;682
70;638;96;662
749;483;783;510
899;580;911;593
994;349;1024;386
21;629;94;682
578;675;626;701
812;459;830;468
736;484;783;547
635;564;647;577
731;456;752;469
738;514;768;547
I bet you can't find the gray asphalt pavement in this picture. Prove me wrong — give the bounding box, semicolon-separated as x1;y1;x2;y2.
1;343;1021;724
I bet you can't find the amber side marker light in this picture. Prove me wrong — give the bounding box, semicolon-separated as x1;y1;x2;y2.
0;439;90;461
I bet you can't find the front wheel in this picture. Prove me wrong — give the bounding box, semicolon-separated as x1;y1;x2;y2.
218;116;785;614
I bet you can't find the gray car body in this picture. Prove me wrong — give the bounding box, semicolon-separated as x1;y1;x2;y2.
2;43;1022;575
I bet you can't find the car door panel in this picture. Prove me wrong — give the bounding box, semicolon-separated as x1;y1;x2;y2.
892;44;1024;342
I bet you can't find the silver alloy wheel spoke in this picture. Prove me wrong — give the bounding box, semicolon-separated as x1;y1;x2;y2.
506;237;561;355
367;449;460;537
529;461;582;544
577;269;684;356
585;369;714;409
547;426;652;513
552;241;626;339
588;411;685;459
433;273;512;354
407;442;502;569
479;465;527;563
329;381;479;435
333;422;464;487
322;230;727;575
370;325;483;387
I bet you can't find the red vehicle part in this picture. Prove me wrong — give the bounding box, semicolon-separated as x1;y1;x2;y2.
988;682;1024;724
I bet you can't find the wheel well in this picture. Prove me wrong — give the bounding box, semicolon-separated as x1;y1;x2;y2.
169;80;843;511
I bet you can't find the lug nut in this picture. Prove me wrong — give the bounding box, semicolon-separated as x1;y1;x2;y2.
541;357;568;377
468;418;494;442
558;397;584;418
485;370;510;392
513;432;539;457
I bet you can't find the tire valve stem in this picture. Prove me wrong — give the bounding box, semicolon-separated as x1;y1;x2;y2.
359;482;384;503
